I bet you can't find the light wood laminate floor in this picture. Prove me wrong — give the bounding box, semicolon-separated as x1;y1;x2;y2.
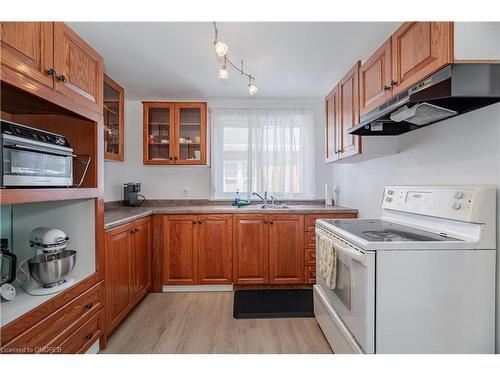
101;292;333;354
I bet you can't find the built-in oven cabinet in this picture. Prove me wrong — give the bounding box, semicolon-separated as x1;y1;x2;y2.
0;22;103;115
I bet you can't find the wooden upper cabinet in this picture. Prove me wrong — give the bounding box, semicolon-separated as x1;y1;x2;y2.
359;38;393;115
53;23;103;114
233;215;269;284
143;102;176;164
197;215;232;284
105;226;133;334
143;102;207;165
268;215;304;284
132;218;151;303
0;22;54;88
391;22;453;95
325;86;339;162
104;75;125;161
164;215;198;284
338;61;361;159
175;102;207;165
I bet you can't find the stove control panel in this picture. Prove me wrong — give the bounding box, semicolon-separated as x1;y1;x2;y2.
381;186;495;223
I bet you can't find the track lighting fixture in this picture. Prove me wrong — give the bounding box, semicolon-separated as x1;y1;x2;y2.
213;22;258;96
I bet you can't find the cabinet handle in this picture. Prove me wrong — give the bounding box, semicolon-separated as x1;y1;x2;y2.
390;80;397;87
56;74;67;83
174;156;178;160
270;220;274;224
47;68;56;77
192;220;197;224
84;302;93;310
263;220;268;224
198;220;202;224
130;228;138;233
85;333;93;340
169;156;173;160
383;85;391;91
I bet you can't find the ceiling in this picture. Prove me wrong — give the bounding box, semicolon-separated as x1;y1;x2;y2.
69;22;400;100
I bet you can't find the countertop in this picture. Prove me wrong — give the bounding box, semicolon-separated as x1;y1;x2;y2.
104;204;358;230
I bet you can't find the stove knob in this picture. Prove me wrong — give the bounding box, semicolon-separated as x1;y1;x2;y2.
55;137;65;145
385;197;393;202
452;201;461;210
454;191;464;199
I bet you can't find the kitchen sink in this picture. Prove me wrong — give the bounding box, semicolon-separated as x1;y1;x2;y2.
238;204;290;209
261;204;290;209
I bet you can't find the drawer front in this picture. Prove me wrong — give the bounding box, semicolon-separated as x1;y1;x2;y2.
305;232;316;248
3;282;103;353
57;310;103;354
304;213;357;232
305;248;316;265
305;266;316;284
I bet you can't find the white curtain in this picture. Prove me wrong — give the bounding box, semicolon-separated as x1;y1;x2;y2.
212;108;315;200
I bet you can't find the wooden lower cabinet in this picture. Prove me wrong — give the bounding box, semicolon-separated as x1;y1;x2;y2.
163;214;232;285
105;224;133;333
160;212;358;287
268;215;304;284
233;214;269;284
163;215;198;284
105;217;152;336
132;218;152;303
1;282;104;354
197;215;233;284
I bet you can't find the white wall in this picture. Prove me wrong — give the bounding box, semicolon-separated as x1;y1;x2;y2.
330;103;500;352
104;98;329;202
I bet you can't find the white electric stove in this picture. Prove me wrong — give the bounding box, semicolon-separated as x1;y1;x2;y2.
314;185;496;354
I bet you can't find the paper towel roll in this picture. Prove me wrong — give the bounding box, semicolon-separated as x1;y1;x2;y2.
325;184;333;206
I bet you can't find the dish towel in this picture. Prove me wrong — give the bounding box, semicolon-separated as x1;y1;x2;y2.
318;234;337;289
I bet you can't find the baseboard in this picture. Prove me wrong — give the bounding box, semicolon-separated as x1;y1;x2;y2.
162;285;234;292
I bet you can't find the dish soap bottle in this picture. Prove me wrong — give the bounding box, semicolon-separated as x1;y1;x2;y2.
233;190;240;206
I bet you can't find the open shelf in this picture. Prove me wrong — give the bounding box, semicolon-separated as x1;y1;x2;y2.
0;188;99;205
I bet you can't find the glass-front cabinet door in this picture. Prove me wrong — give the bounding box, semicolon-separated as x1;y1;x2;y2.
143;102;175;164
143;102;206;165
175;102;206;165
104;75;125;161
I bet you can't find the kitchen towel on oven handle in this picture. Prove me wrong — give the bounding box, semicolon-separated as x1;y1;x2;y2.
316;229;337;289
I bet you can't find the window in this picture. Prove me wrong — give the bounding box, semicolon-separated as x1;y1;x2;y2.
212;108;315;199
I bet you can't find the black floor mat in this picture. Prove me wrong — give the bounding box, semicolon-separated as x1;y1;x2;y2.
233;289;314;319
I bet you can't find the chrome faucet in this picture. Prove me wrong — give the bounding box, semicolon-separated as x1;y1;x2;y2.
252;191;268;204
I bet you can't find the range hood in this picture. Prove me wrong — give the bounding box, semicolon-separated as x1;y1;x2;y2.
349;64;500;136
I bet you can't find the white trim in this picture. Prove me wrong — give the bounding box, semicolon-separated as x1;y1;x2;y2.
162;285;234;292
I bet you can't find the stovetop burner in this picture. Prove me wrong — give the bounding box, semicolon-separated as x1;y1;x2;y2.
362;230;410;242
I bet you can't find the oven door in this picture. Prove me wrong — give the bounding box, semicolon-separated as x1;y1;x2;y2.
316;229;375;353
2;139;73;187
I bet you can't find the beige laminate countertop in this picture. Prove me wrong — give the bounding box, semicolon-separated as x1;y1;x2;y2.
104;204;358;230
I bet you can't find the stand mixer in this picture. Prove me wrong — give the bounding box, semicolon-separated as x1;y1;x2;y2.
18;227;77;296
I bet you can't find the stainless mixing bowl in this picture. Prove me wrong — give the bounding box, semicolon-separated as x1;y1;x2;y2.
28;250;76;287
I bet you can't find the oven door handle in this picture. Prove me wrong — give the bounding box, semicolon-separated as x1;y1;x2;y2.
4;144;75;158
333;240;366;266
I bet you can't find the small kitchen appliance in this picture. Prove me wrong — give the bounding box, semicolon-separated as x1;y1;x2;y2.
123;182;145;207
314;185;496;354
1;120;74;187
1;239;17;286
18;227;76;296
